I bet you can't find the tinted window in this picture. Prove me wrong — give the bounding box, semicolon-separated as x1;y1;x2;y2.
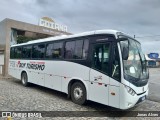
74;40;83;59
65;41;75;59
92;43;110;75
46;42;63;59
65;40;87;59
32;44;45;59
22;46;32;59
15;47;22;59
82;39;89;59
10;47;14;59
46;43;54;58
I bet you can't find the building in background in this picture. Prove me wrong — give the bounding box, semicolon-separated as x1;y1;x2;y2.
0;18;71;76
145;53;160;67
0;46;4;75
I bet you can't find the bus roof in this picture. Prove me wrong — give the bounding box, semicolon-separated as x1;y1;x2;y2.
11;29;121;47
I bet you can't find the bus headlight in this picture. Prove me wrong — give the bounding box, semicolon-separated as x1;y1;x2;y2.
124;85;136;96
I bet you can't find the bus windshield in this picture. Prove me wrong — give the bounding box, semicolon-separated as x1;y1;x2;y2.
120;37;149;81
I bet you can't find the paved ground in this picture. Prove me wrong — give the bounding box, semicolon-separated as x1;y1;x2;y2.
148;68;160;103
0;68;160;119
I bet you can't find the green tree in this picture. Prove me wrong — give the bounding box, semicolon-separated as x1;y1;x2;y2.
17;35;34;44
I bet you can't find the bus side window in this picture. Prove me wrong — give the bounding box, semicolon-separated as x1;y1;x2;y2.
65;41;75;59
46;42;63;59
15;47;22;59
82;39;89;59
32;44;45;59
22;46;32;59
53;42;63;59
46;43;54;59
74;40;83;59
65;39;89;59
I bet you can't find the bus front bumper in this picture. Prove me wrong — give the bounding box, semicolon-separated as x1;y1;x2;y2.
120;87;149;110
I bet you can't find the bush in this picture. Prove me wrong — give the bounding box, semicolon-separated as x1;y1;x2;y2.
17;35;34;44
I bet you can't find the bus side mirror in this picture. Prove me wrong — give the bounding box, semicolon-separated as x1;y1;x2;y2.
122;47;129;60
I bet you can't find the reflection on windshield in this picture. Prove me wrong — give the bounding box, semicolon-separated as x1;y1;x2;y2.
120;38;148;80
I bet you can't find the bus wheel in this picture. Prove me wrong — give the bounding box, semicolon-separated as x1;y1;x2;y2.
71;82;86;105
21;72;29;87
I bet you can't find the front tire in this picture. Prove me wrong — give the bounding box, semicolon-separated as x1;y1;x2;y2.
71;82;86;105
21;72;29;87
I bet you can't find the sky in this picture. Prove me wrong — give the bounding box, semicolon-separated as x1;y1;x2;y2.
0;0;160;53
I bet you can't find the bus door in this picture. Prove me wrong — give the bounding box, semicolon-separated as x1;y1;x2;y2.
89;41;120;108
89;42;110;105
109;42;121;108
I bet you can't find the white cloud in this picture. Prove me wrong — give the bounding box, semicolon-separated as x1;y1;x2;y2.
14;0;37;4
0;0;160;53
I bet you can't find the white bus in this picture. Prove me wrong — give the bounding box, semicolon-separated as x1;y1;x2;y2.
9;30;149;109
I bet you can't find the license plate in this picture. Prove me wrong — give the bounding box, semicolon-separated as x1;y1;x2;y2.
141;96;146;101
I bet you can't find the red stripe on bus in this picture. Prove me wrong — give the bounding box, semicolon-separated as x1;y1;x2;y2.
98;83;102;85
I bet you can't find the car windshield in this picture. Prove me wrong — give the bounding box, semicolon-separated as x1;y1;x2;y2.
120;37;149;81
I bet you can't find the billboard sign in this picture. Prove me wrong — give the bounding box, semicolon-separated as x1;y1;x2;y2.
148;53;159;59
39;17;67;32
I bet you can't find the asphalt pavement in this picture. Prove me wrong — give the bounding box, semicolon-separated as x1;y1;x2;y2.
148;68;160;103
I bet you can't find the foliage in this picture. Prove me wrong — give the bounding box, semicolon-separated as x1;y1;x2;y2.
17;35;35;44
